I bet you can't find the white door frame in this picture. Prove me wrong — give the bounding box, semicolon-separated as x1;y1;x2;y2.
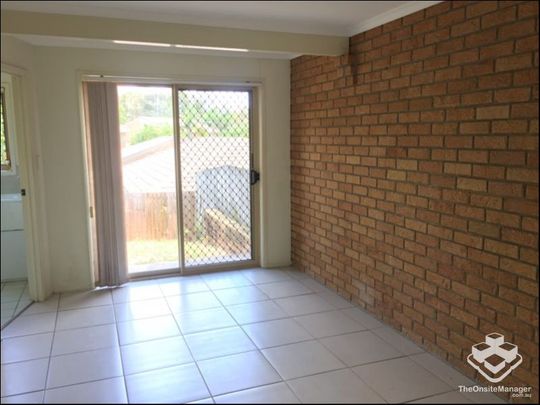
1;63;50;301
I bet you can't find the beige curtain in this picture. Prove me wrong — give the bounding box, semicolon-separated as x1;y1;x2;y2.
83;82;128;287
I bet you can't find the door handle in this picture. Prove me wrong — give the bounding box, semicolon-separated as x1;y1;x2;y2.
250;170;260;185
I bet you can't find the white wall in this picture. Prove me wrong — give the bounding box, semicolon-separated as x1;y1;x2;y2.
23;44;291;292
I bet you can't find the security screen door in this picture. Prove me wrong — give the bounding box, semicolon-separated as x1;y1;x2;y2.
176;88;256;270
119;84;256;275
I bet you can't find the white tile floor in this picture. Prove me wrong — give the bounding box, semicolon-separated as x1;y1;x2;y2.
0;268;507;404
1;281;32;329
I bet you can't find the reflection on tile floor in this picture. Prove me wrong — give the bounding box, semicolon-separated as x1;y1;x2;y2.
1;280;32;329
0;268;507;404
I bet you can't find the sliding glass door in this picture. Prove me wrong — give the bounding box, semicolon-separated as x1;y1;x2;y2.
177;89;254;268
116;84;256;275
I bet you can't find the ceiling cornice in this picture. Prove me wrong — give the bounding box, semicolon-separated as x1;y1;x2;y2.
348;1;443;36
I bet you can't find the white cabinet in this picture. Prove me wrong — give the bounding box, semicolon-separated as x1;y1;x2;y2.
1;194;27;280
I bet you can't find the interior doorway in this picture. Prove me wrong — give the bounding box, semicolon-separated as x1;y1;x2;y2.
1;72;32;327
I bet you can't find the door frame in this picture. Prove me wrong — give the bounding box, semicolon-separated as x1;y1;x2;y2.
82;77;261;280
1;63;49;301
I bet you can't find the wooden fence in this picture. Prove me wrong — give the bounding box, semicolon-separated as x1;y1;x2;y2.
124;191;195;240
124;191;250;256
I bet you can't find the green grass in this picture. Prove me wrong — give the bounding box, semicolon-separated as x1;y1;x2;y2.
127;239;227;266
129;123;172;145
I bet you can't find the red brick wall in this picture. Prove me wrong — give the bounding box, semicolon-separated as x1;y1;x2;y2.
290;1;538;400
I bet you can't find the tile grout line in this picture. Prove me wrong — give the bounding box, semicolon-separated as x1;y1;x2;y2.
109;287;130;404
31;376;128;399
212;380;300;402
120;355;204;380
401;387;473;404
0;280;29;330
12;281;26;323
161;280;215;403
0;389;44;402
40;293;60;404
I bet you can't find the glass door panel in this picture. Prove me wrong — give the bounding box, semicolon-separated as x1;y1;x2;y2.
118;85;179;274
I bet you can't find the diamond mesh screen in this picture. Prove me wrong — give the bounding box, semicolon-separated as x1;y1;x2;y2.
178;90;252;267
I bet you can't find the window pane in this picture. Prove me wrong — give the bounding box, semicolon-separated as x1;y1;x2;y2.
0;87;11;170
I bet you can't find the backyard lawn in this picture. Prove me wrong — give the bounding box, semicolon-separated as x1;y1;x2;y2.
127;239;228;266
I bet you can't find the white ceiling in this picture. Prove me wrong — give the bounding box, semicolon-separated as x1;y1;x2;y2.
1;1;439;37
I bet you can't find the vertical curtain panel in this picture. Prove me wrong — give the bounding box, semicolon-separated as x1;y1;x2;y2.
83;82;128;287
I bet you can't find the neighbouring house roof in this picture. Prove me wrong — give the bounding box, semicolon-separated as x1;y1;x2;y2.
122;136;250;194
